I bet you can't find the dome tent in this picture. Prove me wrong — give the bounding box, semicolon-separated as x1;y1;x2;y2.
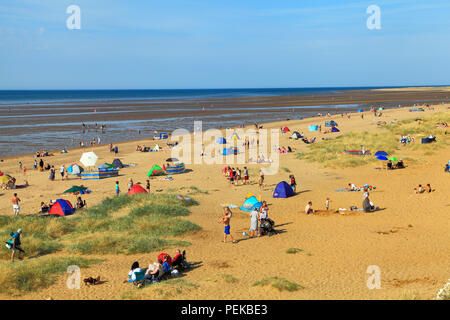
49;199;74;216
290;131;302;139
273;181;295;198
240;196;263;211
128;184;148;195
216;137;227;144
112;158;124;168
147;165;165;176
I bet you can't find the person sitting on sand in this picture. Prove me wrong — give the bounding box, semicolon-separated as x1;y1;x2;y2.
397;159;405;169
76;197;86;210
426;184;432;193
387;160;393;170
39;202;49;214
414;184;425;194
128;261;143;282
305;201;314;215
444;163;449;173
348;183;357;191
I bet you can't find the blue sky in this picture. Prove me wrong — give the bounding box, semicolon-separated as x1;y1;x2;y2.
0;0;449;89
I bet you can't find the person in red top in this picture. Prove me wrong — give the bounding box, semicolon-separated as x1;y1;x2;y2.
289;175;297;193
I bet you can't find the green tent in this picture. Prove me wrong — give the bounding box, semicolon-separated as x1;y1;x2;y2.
147;165;165;177
388;157;399;162
63;186;88;194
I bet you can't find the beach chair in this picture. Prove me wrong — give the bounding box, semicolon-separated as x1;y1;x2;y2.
128;270;147;286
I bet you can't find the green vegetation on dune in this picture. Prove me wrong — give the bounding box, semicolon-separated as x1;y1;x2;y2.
0;257;101;295
253;277;303;292
297;111;450;168
0;194;200;259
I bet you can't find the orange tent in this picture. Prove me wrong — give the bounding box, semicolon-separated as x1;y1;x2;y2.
127;184;148;195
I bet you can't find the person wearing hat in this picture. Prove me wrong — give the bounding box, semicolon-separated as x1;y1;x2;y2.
11;228;24;262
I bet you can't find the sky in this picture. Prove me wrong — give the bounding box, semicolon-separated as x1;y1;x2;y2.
0;0;450;89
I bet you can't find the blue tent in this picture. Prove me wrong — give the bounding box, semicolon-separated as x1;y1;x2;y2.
273;181;295;198
309;125;319;131
325;121;338;127
240;196;263;211
377;156;388;161
374;151;389;157
331;127;340;132
216;137;227;144
358;109;364;112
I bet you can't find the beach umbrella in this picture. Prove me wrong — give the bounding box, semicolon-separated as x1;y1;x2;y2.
80;152;98;167
374;151;389;157
388;157;399;162
166;158;178;162
63;186;87;194
376;156;388;161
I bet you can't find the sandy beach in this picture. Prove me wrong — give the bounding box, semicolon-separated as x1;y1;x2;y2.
0;101;449;300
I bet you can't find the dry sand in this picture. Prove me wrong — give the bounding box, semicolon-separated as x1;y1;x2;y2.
0;104;449;300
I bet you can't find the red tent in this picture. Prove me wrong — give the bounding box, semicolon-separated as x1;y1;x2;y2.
127;184;148;195
282;126;290;132
49;199;74;216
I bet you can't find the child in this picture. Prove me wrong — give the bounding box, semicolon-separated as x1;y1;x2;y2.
325;198;331;210
115;181;120;196
305;201;314;215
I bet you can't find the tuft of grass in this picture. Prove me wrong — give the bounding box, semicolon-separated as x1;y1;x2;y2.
253;277;303;292
282;167;291;173
285;248;303;254
0;257;101;295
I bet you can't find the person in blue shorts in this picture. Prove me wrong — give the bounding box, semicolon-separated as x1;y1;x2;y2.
219;207;237;243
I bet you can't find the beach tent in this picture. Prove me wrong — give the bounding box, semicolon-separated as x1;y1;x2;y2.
376;156;388;161
374;151;389;157
273;181;295;198
325;121;338;127
216;137;227;144
331;127;340;132
421;136;436;144
290;132;302;139
240;196;263;212
166;157;178;162
67;164;83;175
309;125;319;132
282;126;290;133
0;175;13;184
153;144;160;151
112;158;124;169
49;199;74;216
358;109;364;112
166;163;186;175
97;163;113;169
80;152;98;167
147;165;165;176
128;184;148;195
223;147;238;156
63;186;87;194
157;132;169;139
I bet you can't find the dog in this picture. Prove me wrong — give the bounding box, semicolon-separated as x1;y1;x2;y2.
83;276;101;286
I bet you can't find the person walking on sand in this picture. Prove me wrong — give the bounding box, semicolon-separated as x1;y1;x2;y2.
12;193;21;216
146;179;150;193
219;208;237;243
250;208;259;237
259;169;264;190
10;229;24;262
115;181;120;196
60;164;65;180
325;197;331;210
243;167;249;185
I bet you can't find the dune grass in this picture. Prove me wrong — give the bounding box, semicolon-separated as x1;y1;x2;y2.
0;257;101;295
1;194;200;260
253;277;303;292
297;111;450;168
285;248;303;254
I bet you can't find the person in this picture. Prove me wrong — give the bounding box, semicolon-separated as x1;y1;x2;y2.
259;201;269;220
12;193;21;216
158;257;171;280
259;169;264;190
243;167;249;185
387;160;393;170
115;181;120;196
49;166;55;181
128;178;133;192
415;184;425;194
426;184;432;193
60;164;65;180
305;201;314;215
114;146;118;155
219;209;237;243
39;202;49;214
146;180;150;193
76;197;86;210
289;174;297;192
10;229;24;262
64;169;69;180
397;159;405;169
250;208;259;237
445;163;450;173
128;261;143;282
39;158;44;171
348;183;357;191
146;262;161;282
172;249;190;270
33;160;37;170
325;197;331;210
362;189;372;212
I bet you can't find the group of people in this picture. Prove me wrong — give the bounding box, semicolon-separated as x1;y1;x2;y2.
400;135;415;145
414;184;433;194
223;166;249;186
127;249;190;285
33;150;52;158
387;159;405;170
277;146;293;154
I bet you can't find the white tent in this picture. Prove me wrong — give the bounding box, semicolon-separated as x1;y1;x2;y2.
80;152;98;167
153;144;160;151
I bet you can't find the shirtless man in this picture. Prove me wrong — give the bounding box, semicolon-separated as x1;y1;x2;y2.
219;208;237;243
12;193;21;216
